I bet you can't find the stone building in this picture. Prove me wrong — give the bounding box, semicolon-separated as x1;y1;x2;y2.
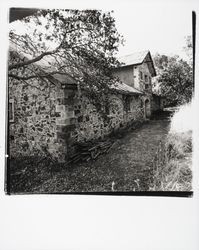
113;50;158;117
8;50;160;162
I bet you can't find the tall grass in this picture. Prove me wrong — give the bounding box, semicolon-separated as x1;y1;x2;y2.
151;103;193;191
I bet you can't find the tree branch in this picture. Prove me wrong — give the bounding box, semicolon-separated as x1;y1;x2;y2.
8;67;76;81
8;47;61;70
8;73;41;80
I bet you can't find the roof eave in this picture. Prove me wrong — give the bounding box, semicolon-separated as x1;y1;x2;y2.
110;88;144;96
114;62;142;70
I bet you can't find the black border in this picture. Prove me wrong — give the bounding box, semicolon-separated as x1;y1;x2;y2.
11;191;193;197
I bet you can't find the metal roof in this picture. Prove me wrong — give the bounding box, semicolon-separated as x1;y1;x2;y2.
118;50;156;77
110;82;143;95
119;50;149;66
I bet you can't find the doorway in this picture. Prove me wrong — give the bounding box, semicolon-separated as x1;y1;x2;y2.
145;99;151;118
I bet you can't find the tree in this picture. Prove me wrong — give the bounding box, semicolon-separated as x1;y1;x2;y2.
183;35;192;64
153;55;193;106
152;35;193;106
9;9;123;108
152;53;169;95
153;53;169;71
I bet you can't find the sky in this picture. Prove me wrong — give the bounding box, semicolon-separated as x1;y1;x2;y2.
8;0;198;61
110;0;196;60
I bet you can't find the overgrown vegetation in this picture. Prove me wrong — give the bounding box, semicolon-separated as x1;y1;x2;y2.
151;106;192;191
9;9;123;113
153;36;193;106
153;55;193;106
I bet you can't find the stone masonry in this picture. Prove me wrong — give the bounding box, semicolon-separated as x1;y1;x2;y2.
8;50;158;163
9;75;145;162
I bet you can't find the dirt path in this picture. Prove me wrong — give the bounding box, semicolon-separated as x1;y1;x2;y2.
32;112;171;193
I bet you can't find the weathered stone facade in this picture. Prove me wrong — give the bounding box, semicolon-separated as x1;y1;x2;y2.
134;63;152;92
9;76;145;162
70;93;144;144
8;50;160;162
113;51;163;118
9;76;66;160
113;62;152;93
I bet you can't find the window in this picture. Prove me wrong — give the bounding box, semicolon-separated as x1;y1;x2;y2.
139;71;143;80
145;75;148;82
145;84;149;90
125;96;131;112
149;76;151;84
9;99;14;122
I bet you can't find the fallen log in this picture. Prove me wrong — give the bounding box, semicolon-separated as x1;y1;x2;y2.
67;139;115;164
106;141;116;153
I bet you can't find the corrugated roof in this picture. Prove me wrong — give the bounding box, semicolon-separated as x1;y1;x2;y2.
110;82;143;95
118;50;156;77
119;50;149;67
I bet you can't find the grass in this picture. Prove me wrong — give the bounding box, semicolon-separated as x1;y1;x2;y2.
9;109;186;193
150;105;193;192
8;118;169;194
8;120;150;194
9;156;64;193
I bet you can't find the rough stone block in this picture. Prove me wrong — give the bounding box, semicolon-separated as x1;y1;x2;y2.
60;111;75;119
57;131;70;140
61;124;76;132
56;90;65;99
56;118;71;126
68;107;74;112
70;117;77;125
56;105;65;112
66;111;75;118
77;116;83;123
74;110;80;115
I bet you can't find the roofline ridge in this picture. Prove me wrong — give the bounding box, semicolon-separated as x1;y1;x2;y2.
118;50;150;59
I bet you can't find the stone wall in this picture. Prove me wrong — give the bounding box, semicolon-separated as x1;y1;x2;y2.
70;92;145;145
113;66;135;87
9;73;146;163
9;77;145;162
134;63;152;92
8;50;148;163
113;62;153;94
8;75;75;161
